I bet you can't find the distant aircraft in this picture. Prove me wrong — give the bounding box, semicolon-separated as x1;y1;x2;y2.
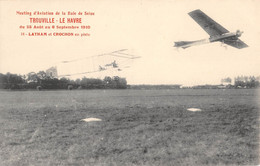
99;60;119;71
57;49;140;77
174;9;248;49
104;60;118;68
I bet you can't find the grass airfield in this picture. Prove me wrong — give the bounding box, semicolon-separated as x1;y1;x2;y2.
0;89;259;165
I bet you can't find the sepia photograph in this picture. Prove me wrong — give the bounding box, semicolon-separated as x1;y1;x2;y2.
0;0;259;165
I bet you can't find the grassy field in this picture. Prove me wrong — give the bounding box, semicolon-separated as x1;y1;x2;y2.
0;89;259;165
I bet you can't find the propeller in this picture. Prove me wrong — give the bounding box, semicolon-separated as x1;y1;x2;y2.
236;30;243;37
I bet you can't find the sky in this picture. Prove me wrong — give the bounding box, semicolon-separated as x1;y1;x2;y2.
0;0;260;85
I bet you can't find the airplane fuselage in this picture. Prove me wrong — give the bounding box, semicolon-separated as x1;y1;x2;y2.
209;32;237;42
174;32;239;49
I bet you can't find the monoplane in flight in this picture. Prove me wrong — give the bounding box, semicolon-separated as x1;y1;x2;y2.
174;9;248;49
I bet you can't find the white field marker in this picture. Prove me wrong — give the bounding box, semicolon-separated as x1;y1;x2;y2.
81;118;102;122
187;108;201;112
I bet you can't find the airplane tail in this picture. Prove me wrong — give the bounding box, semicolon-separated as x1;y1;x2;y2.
174;39;210;49
174;41;194;49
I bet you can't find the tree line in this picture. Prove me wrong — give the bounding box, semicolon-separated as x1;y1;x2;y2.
221;76;260;88
0;71;128;90
1;71;259;90
233;76;260;88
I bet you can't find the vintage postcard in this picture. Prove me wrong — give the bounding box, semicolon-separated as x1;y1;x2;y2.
0;0;259;165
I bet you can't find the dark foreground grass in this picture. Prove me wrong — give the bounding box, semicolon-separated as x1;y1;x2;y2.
0;89;259;165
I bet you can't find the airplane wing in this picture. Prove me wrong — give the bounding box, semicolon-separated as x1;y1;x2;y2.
223;38;248;49
188;9;229;36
